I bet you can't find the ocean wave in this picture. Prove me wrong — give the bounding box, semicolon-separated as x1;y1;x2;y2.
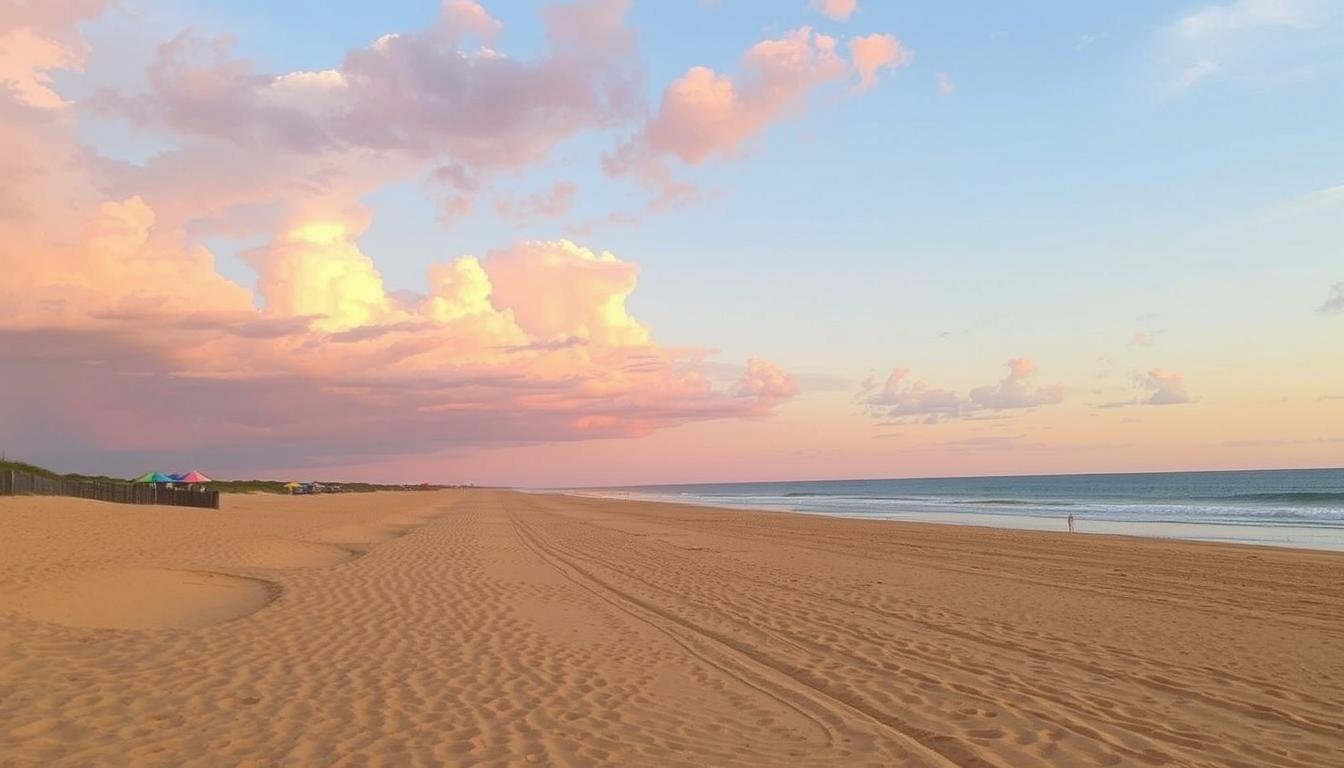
1207;492;1344;505
952;499;1076;507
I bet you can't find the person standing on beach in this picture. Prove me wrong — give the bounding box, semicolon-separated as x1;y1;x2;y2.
1067;513;1076;533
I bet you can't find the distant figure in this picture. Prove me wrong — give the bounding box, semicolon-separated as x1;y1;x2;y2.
1067;513;1076;533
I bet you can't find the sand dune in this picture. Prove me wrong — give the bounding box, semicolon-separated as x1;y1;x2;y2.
1;490;1341;766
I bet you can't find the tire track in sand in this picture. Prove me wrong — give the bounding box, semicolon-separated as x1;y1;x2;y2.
506;500;993;768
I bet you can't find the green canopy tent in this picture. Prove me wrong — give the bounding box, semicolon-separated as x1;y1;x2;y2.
132;471;174;483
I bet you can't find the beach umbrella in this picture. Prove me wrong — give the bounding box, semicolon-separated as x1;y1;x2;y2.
132;471;174;483
178;470;211;484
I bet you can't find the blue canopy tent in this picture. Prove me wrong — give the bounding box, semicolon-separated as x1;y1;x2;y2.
132;471;175;483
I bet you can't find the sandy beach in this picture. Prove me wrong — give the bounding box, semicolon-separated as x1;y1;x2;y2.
2;490;1342;767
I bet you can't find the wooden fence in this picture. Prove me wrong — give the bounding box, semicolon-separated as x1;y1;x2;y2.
0;470;220;509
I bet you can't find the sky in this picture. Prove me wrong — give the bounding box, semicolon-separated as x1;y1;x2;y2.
1;0;1341;487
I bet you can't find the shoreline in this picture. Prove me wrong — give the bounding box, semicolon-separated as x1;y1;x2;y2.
560;488;1344;552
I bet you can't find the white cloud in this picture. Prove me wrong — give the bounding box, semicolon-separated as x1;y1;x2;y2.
1141;369;1193;405
859;359;1063;424
1171;0;1316;41
1320;282;1344;313
1172;58;1221;90
860;368;962;422
1153;0;1328;92
968;358;1065;410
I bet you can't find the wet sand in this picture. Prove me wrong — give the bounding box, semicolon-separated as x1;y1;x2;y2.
1;489;1341;766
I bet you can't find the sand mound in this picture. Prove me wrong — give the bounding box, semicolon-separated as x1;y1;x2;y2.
10;567;277;630
312;523;408;546
235;540;357;569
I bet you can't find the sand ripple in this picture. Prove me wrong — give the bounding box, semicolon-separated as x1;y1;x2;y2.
233;540;357;569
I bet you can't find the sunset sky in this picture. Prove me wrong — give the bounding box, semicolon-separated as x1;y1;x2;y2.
1;0;1341;487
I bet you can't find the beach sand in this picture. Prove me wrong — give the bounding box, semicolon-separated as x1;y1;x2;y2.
1;490;1341;766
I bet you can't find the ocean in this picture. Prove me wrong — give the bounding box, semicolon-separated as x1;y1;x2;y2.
576;468;1344;551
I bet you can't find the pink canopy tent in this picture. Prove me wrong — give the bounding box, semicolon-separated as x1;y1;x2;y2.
177;470;211;484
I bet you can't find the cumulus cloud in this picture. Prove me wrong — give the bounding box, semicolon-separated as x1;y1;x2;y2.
736;358;800;407
860;368;962;422
606;25;906;204
0;2;798;477
120;0;637;161
0;0;108;109
242;221;397;332
811;0;858;22
858;359;1063;424
0;196;253;325
1141;368;1193;405
1319;282;1344;312
967;358;1065;410
641;28;845;165
850;33;911;91
1095;368;1195;408
481;240;651;348
1;199;797;470
88;0;640;236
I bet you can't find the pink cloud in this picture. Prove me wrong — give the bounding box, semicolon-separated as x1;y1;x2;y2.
604;25;909;205
606;26;890;205
860;368;962;423
213;1;626;159
440;0;503;40
0;1;798;478
88;0;640;237
1142;369;1192;405
937;71;955;96
0;0;107;109
648;27;845;165
481;239;650;347
0;192;795;473
850;33;911;91
968;358;1064;410
736;358;800;408
859;359;1063;424
811;0;858;22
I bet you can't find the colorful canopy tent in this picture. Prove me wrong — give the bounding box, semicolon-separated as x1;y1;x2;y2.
168;473;186;482
178;470;211;484
132;472;174;483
